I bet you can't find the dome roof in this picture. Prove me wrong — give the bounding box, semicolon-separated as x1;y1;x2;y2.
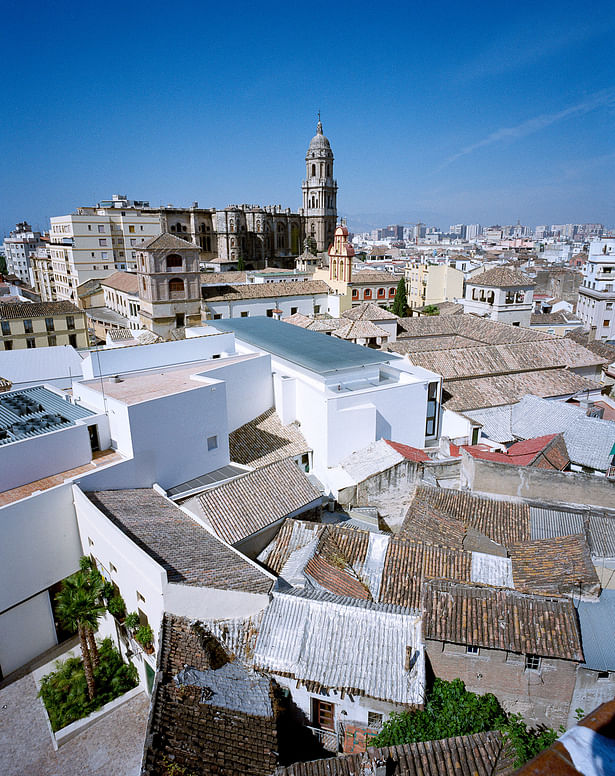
308;119;331;152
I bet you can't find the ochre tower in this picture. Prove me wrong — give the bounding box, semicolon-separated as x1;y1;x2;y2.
328;225;354;282
137;232;202;338
302;118;338;253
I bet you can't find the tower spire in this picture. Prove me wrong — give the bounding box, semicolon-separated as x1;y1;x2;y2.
317;110;322;134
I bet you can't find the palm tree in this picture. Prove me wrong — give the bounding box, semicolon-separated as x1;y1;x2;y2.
55;572;105;700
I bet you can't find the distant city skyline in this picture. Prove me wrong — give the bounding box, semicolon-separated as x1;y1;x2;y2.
1;0;613;237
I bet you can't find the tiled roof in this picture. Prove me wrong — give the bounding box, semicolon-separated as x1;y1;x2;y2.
107;328;135;341
529;505;615;558
137;231;198;251
530;312;581;326
100;271;139;294
203;279;330;302
423;580;584;661
193;459;321;545
85;489;272;593
510;534;600;598
0;300;84;319
565;328;615;363
401;485;530;549
253;589;425;705
229;408;311;468
281;312;312;328
350;270;403;284
442;369;598;411
402;339;605;380
77;278;102;298
201;271;247;285
396;314;548;343
275;732;516;776
459;434;570;470
342;302;398;321
470;267;535;287
333;319;389;340
142;614;279;776
384;439;431;462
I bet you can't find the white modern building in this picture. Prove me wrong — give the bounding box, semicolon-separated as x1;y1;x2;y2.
577;238;615;342
211;317;441;490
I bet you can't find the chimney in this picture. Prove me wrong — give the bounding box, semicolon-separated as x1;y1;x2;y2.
272;308;283;320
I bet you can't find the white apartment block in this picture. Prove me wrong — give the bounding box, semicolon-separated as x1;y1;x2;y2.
2;222;44;284
49;196;162;301
577;238;615;342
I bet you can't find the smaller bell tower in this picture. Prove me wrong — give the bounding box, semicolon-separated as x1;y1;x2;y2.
137;232;202;338
328;225;354;283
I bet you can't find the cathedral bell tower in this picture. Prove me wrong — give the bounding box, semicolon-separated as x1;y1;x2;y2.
302;117;337;253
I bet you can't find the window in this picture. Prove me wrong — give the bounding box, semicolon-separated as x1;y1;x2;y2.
525;654;540;671
109;562;118;573
130;238;136;246
169;278;184;298
314;305;321;314
213;314;222;320
597;672;610;680
88;225;92;231
68;334;77;347
98;224;105;233
98;239;107;246
207;435;218;451
175;313;185;328
352;289;359;299
377;288;386;298
466;645;479;655
389;288;395;297
425;381;439;436
23;319;33;333
240;311;249;317
128;225;135;233
166;254;182;270
137;591;146;603
66;315;75;330
512;321;520;326
604;320;610;327
88;537;94;547
291;307;298;315
4;340;12;350
505;291;515;304
312;698;335;731
367;711;383;729
26;338;36;349
364;289;372;300
1;321;10;336
45;317;54;332
266;308;274;317
48;335;56;346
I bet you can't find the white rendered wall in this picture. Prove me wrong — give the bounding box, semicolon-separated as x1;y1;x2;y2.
0;591;58;675
0;484;81;614
81;333;236;379
0;423;93;493
206;293;330;320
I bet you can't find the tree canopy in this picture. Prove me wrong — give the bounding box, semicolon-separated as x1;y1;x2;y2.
391;276;408;317
370;678;560;767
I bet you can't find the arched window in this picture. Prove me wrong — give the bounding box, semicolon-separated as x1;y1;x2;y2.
311;164;316;176
170;224;176;232
175;222;182;232
141;277;146;292
169;278;184;298
339;262;345;282
389;288;396;297
332;259;337;279
364;289;372;300
377;288;386;298
166;254;182;270
352;289;359;299
327;164;331;176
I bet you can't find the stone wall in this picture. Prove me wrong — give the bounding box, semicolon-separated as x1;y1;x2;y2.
461;451;615;510
569;668;615;728
425;639;578;729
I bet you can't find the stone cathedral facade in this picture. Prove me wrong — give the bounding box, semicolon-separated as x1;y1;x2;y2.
158;120;338;266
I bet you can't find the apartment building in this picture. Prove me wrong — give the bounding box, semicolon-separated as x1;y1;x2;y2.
2;222;45;284
30;245;56;302
577;238;615;342
49;195;162;301
405;262;464;310
0;300;89;351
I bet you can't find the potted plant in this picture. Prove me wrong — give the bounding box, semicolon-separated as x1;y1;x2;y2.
135;624;155;654
125;612;140;634
107;594;127;622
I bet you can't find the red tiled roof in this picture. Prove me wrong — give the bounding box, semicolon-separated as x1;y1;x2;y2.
385;439;431;462
453;434;570;470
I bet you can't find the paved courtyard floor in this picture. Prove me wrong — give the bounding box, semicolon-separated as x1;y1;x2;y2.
0;672;149;776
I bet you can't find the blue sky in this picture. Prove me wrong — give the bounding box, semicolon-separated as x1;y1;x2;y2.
1;0;613;235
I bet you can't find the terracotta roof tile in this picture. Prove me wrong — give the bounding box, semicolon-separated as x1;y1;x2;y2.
203;279;330;301
0;300;84;319
470;267;535;287
229;408;310;468
100;271;139;294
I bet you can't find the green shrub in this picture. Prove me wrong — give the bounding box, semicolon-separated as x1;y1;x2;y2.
125;612;140;631
107;594;126;620
135;624;154;647
370;678;560;767
38;638;138;731
101;581;116;601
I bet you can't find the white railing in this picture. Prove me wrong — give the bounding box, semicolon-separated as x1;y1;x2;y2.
305;725;341;752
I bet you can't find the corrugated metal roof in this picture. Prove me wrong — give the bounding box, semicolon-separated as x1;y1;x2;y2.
471;551;513;587
253;589;424;705
577;590;615;671
0;345;84;387
530;507;615;559
588;515;615;558
0;385;94;445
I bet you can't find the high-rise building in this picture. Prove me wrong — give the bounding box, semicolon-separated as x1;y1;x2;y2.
466;224;481;240
576;238;615;342
2;223;44;284
449;224;467;238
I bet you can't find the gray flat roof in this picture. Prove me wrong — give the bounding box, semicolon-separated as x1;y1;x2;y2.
577;590;615;671
212;317;391;375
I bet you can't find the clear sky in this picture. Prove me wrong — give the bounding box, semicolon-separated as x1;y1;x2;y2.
1;0;613;236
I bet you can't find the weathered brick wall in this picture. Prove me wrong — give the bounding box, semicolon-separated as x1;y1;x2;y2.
142;614;279;776
425;639;578;729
